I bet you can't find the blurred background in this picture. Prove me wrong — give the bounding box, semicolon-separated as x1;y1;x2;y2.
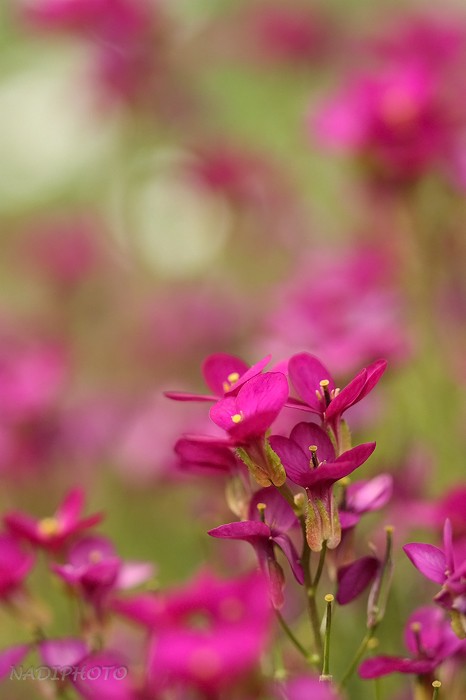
0;1;465;697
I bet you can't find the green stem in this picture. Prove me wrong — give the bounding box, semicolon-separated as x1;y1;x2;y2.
431;681;441;700
275;610;314;664
339;628;376;689
307;587;323;659
312;541;328;589
321;594;334;679
299;514;323;659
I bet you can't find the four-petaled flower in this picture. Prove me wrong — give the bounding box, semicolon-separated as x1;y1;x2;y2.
359;605;466;678
208;487;303;608
165;353;271;403
4;488;102;552
270;422;375;550
288;352;387;432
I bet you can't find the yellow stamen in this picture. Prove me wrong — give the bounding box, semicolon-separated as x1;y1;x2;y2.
38;517;60;537
319;379;332;406
309;445;319;469
257;503;267;523
231;413;243;424
227;372;240;383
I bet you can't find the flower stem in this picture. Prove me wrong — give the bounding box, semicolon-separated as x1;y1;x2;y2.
312;540;328;589
338;628;376;689
320;594;334;681
275;610;316;666
432;681;441;700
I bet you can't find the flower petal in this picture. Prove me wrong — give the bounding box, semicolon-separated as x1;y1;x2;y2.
202;354;249;395
336;556;380;605
289;422;335;463
359;655;434;678
403;543;447;584
288;353;334;413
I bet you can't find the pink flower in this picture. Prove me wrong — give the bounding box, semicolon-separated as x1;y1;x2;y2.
24;0;163;108
404;519;466;637
249;3;330;65
339;474;393;529
52;536;154;613
314;61;466;187
20;215;103;288
359;606;465;678
258;247;407;373
165;353;271;403
4;488;102;552
209;487;303;609
210;372;288;442
270;422;375;550
288;352;387;429
0;534;35;600
0;333;68;476
145;569;272;694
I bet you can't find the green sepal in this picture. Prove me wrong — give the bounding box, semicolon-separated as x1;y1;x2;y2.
264;439;287;487
235;447;272;487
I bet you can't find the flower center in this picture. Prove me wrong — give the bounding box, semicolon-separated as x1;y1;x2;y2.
38;517;61;537
222;372;241;393
231;412;243;424
315;379;340;408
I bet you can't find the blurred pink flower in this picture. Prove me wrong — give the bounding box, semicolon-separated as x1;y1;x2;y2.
52;535;154;614
258;247;408;373
21;215;104;289
4;488;102;552
0;534;35;600
138;287;247;365
145;569;272;694
23;0;165;107
113;392;222;483
0;333;68;476
314;17;466;188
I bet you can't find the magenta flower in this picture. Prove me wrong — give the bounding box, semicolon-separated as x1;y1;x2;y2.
21;215;103;289
208;487;303;608
52;536;154;613
0;534;35;600
276;673;341;699
288;352;387;429
249;3;330;66
208;372;289;487
258;246;407;375
4;488;102;552
314;62;466;187
359;605;465;678
146;569;272;694
3;638;135;699
340;474;393;529
270;422;375;550
210;372;288;441
404;519;466;637
165;353;271;403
